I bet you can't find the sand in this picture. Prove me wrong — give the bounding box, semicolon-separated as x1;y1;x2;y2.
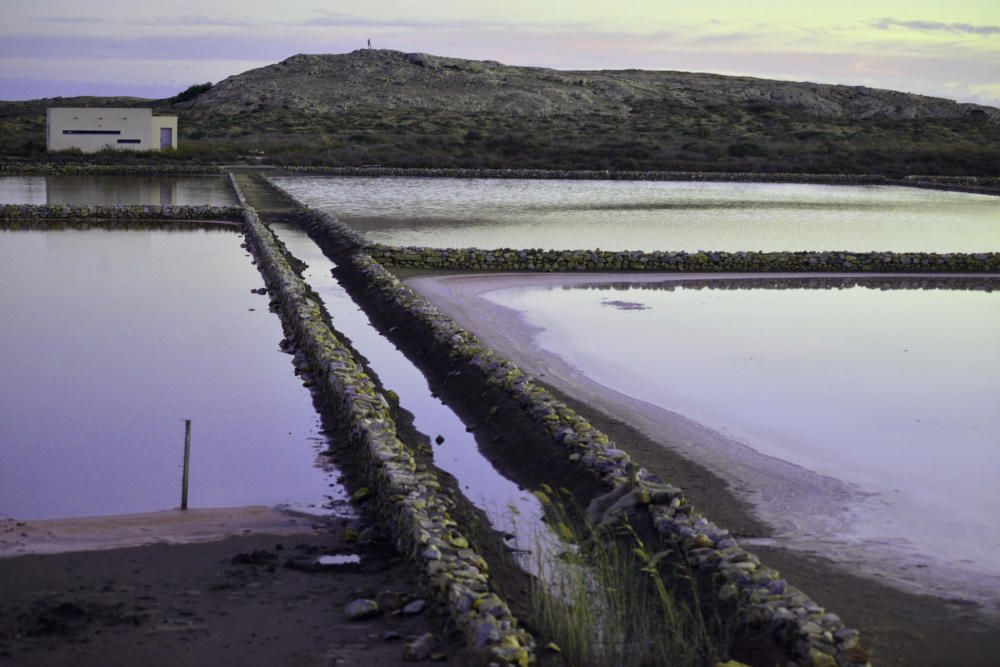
0;507;325;559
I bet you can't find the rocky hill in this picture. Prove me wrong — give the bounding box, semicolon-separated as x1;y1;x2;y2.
3;50;998;175
183;49;998;122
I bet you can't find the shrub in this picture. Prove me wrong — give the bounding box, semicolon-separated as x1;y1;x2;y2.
169;82;213;105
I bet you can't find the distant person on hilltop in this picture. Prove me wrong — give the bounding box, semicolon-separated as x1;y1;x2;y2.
367;38;373;50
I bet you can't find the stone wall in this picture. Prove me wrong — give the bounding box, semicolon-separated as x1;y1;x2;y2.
283;165;891;184
229;174;535;666
370;245;1000;273
280;166;1000;195
0;203;244;221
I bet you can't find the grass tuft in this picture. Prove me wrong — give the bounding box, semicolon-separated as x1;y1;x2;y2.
529;490;735;667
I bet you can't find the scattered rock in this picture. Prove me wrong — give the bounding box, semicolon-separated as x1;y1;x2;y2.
344;599;381;621
401;599;426;615
402;632;437;661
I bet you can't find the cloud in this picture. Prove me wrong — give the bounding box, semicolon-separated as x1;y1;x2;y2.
148;15;253;27
37;16;101;24
873;18;1000;37
295;11;594;33
0;33;308;62
691;32;755;45
34;14;252;28
298;15;492;29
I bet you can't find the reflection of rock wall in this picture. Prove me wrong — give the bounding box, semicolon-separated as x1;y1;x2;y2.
572;276;1000;292
231;175;535;666
292;198;870;667
370;245;1000;273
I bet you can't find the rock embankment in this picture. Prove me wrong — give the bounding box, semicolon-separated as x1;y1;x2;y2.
286;197;872;666
0;204;243;221
370;245;1000;273
283;166;894;184
229;174;535;666
281;167;1000;195
0;163;223;176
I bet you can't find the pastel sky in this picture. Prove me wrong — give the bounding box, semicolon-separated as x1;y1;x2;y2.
1;0;998;107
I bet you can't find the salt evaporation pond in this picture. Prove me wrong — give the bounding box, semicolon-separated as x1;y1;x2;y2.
0;228;349;520
473;277;1000;607
274;176;1000;252
0;175;236;206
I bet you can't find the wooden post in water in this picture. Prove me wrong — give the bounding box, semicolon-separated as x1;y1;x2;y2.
181;420;192;510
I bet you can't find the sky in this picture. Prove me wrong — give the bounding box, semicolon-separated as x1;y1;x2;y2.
1;0;998;107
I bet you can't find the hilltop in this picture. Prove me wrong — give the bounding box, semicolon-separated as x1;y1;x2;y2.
186;50;998;122
2;49;998;175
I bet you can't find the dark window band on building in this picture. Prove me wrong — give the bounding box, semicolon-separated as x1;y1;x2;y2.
62;130;121;135
117;139;141;144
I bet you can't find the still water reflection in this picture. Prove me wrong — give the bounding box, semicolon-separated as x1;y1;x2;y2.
0;175;236;206
274;177;1000;252
0;229;348;519
484;276;1000;602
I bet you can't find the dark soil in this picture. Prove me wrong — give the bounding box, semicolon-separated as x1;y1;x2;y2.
0;524;468;667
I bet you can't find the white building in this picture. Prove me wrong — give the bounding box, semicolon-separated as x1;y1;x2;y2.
46;108;178;153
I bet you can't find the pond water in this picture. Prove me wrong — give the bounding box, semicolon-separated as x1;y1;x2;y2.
475;276;1000;607
0;228;349;520
273;177;1000;253
266;222;547;558
0;175;236;206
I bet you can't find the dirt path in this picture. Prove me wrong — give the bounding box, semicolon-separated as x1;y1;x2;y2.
0;513;463;666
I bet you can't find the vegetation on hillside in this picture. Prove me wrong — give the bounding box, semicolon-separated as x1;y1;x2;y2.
169;82;213;105
2;50;998;176
4;102;997;176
